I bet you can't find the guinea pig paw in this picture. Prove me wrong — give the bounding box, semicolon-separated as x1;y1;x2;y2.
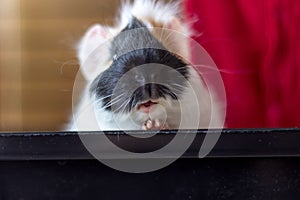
142;119;169;130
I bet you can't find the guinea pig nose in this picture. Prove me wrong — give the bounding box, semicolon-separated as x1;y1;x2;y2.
144;83;158;98
144;83;150;96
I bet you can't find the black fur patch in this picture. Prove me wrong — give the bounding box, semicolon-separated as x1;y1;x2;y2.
90;17;189;113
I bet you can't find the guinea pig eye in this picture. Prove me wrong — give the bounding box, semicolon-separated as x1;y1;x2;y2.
150;73;157;80
134;74;145;83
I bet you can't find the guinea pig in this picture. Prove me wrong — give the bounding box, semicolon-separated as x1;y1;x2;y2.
68;0;223;131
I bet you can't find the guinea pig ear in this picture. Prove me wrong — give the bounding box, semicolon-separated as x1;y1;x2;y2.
164;17;190;61
77;24;112;81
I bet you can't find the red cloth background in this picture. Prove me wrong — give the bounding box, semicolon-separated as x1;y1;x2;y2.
184;0;300;128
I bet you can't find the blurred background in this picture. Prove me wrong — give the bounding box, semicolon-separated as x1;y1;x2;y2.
0;0;119;131
1;0;300;131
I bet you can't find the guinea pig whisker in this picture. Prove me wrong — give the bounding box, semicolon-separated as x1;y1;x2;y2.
176;66;189;70
99;101;122;110
103;98;123;109
95;93;125;108
160;50;173;62
110;93;126;103
120;99;131;114
159;86;177;99
94;94;113;102
170;83;187;89
161;31;176;46
159;23;168;43
166;66;188;72
120;99;131;113
193;64;239;74
113;98;130;113
99;96;126;110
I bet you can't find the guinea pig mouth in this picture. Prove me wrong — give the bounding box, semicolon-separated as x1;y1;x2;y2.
137;100;158;113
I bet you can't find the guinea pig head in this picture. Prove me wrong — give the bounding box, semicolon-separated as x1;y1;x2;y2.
90;18;190;117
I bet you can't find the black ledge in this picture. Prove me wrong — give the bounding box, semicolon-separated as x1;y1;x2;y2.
0;128;300;160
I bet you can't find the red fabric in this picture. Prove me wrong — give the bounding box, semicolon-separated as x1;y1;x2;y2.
184;0;300;128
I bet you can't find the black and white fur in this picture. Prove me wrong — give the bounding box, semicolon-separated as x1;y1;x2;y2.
68;0;222;131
